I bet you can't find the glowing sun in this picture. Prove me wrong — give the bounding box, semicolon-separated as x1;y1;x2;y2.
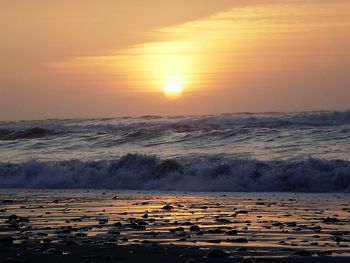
163;81;183;99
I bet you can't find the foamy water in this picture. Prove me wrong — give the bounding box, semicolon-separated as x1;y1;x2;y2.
0;111;349;191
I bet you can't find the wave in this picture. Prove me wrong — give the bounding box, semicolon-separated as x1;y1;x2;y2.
1;111;350;135
0;127;59;140
0;154;349;192
0;111;349;144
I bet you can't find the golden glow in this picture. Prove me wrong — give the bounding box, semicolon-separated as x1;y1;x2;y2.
163;81;183;99
47;0;350;110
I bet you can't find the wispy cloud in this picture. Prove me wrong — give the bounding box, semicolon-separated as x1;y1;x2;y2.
48;0;350;93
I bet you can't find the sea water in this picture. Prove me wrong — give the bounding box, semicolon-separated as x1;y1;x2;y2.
0;111;349;191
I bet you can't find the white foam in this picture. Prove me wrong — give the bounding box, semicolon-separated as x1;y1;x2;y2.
0;154;349;192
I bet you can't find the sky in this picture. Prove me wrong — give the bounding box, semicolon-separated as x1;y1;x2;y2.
1;0;350;120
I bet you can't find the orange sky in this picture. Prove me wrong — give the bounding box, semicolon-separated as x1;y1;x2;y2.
1;0;350;120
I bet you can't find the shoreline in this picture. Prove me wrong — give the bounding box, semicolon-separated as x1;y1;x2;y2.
1;190;349;262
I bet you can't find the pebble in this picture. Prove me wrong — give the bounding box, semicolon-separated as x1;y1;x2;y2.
162;205;174;210
227;238;248;243
189;225;200;231
207;249;230;258
293;250;312;256
323;217;340;223
226;229;238;235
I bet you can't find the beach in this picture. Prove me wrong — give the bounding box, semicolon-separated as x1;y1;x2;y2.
2;0;350;261
1;190;349;262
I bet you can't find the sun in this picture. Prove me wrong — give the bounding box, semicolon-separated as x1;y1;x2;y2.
163;81;183;99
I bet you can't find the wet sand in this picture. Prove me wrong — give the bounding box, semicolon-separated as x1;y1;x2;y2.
1;190;349;262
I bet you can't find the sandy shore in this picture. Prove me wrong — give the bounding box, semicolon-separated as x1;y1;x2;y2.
1;190;349;262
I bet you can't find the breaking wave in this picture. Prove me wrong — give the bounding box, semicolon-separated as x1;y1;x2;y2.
0;154;349;192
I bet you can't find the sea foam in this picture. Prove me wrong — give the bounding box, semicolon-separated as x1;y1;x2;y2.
0;154;349;192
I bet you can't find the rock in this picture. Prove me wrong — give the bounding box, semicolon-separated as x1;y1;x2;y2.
311;226;321;232
207;229;223;234
318;250;333;256
131;224;146;230
2;200;14;203
189;225;200;231
170;227;184;232
136;220;148;225
333;236;343;242
144;231;158;237
205;239;221;243
215;218;231;224
323;217;340;223
227;238;248;243
226;230;238;235
237;210;248;214
162;205;174;211
272;222;283;227
293;250;312;256
142;213;148;218
8;223;20;230
98;218;108;224
330;231;343;236
207;249;230;258
8;215;19;220
56;228;71;234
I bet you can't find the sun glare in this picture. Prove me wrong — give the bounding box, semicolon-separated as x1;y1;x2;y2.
163;81;183;99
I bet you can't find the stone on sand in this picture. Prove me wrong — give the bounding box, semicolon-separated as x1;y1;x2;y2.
207;249;230;258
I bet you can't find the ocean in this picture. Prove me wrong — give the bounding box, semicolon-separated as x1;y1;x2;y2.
0;110;349;191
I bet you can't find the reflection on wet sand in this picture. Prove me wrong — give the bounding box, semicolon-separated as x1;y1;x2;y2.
0;191;349;261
